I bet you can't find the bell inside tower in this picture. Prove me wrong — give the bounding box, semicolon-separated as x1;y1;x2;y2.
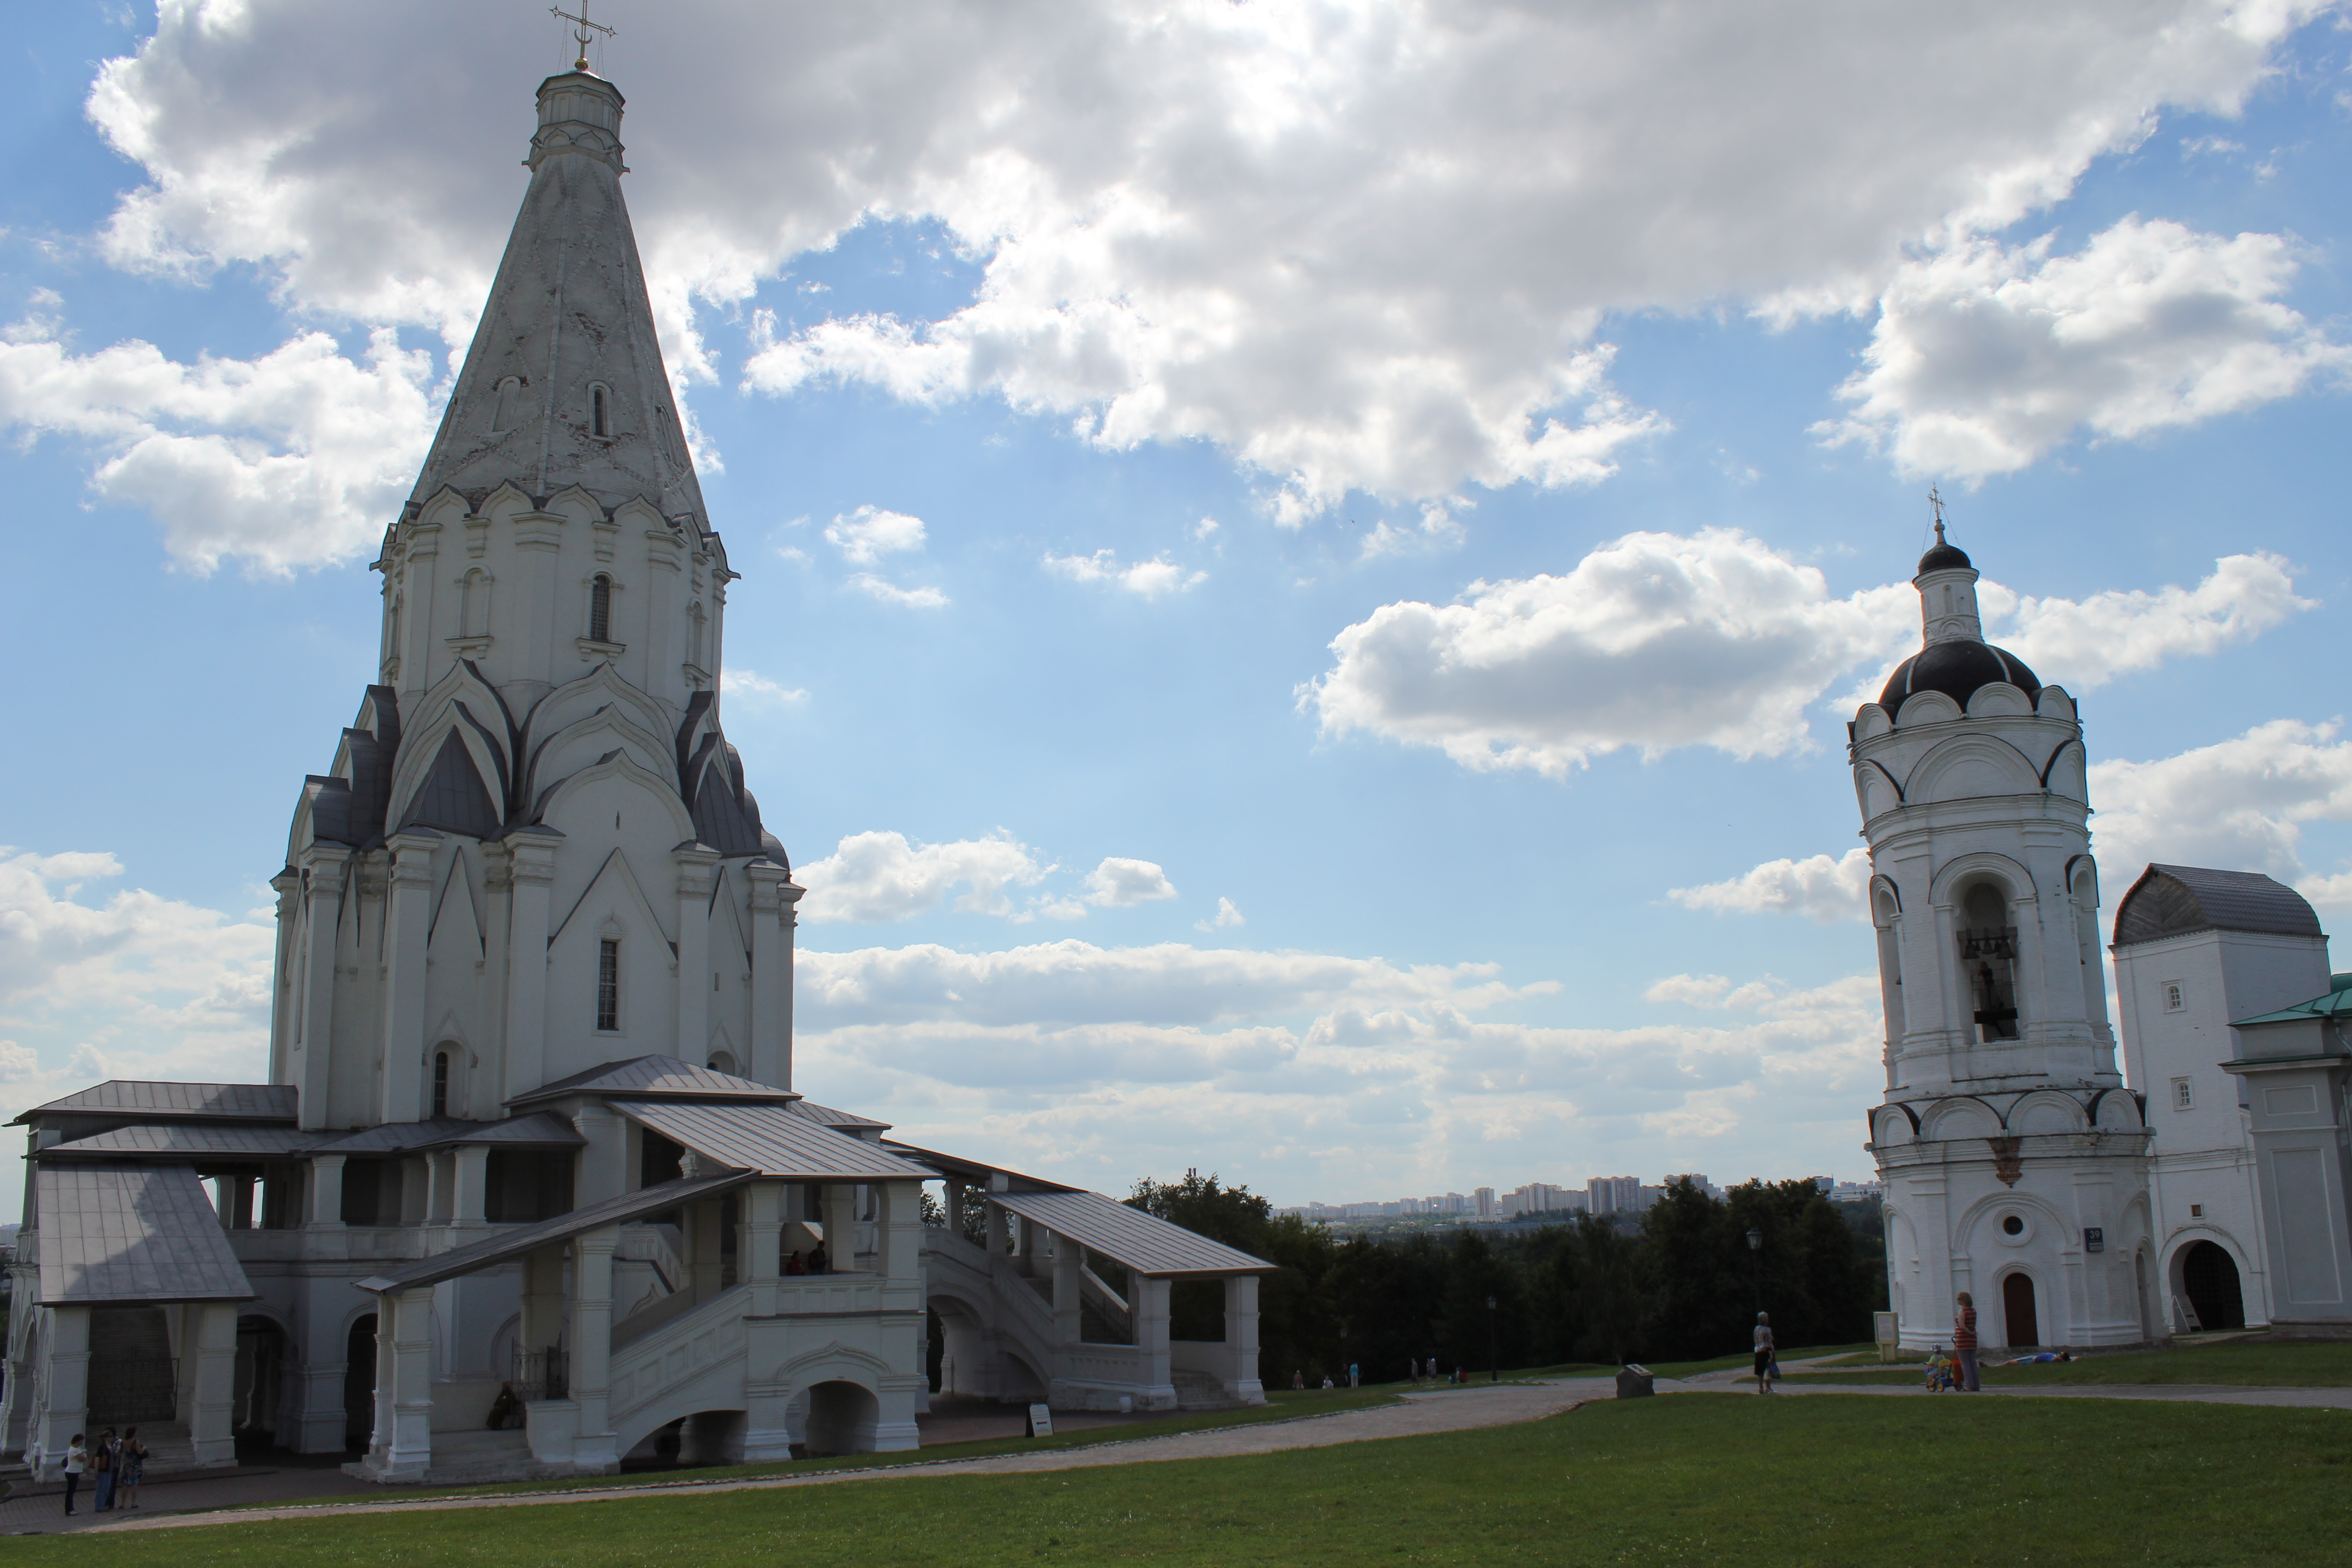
1958;882;2020;1041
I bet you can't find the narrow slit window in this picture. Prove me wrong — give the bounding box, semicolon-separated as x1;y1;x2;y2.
591;384;609;438
597;938;620;1031
492;376;520;431
431;1051;451;1117
589;574;612;643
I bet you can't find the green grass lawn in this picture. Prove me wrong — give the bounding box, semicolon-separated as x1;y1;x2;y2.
1783;1338;2352;1388
26;1392;2348;1565
1502;1343;1875;1382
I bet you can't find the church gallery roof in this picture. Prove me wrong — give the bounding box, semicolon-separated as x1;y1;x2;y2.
1877;639;2041;717
34;1163;256;1306
507;1054;801;1109
2112;864;2325;949
12;1080;299;1126
990;1189;1275;1278
609;1099;934;1182
2230;973;2352;1029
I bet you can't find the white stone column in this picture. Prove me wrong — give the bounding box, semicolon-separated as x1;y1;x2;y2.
1135;1276;1174;1407
503;828;564;1100
880;1180;922;1286
689;1196;726;1300
674;843;722;1063
268;868;303;1087
822;1183;857;1270
381;829;441;1122
574;1102;627;1207
571;1227;621;1471
378;1287;436;1480
1223;1275;1265;1403
295;847;352;1130
742;1181;783;1289
511;508;565;691
745;862;798;1088
1052;1232;1083;1347
31;1304;89;1480
985;1195;1009;1257
188;1300;241;1467
397;519;441;692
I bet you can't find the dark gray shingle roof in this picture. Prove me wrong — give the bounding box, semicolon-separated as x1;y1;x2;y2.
35;1163;256;1304
13;1080;299;1126
990;1190;1274;1278
2114;864;2324;948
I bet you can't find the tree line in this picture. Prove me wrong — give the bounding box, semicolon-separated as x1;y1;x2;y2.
1126;1172;1887;1382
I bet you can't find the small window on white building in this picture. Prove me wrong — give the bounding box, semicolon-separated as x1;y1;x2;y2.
590;383;611;439
2172;1076;2194;1111
588;573;613;643
2163;982;2185;1013
2190;1203;2203;1218
597;938;621;1032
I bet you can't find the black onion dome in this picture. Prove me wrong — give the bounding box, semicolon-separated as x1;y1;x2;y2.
1916;537;1972;574
1878;640;2041;715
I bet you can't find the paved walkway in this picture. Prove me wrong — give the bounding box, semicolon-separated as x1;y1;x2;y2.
33;1369;2352;1538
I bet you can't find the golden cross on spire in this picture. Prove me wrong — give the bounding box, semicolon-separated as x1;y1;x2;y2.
1927;485;1946;542
551;3;616;72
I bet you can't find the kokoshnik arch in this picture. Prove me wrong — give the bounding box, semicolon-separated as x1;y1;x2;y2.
0;61;1273;1488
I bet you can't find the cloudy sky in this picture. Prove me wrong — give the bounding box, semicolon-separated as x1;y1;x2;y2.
3;1;2350;1213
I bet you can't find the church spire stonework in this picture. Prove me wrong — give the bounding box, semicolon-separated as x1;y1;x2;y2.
406;68;706;531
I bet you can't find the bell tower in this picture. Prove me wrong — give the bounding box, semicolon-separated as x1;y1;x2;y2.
1852;522;2153;1350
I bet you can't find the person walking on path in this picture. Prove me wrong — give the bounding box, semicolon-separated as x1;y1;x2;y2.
61;1434;86;1516
1752;1312;1776;1394
117;1427;148;1510
1954;1292;1981;1392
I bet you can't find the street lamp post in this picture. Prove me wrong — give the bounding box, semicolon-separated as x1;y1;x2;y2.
1746;1225;1764;1316
1486;1294;1497;1382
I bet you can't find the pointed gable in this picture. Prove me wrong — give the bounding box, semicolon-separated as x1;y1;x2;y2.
398;730;503;838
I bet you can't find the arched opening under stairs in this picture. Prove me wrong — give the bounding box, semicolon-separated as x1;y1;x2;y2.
803;1380;881;1456
2002;1272;2040;1348
343;1313;379;1452
2181;1241;2246;1331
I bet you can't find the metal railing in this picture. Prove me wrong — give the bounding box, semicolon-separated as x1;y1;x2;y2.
511;1347;569;1402
88;1357;177;1424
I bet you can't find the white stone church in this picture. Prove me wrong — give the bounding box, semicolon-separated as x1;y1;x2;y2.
0;63;1269;1487
1858;530;2352;1349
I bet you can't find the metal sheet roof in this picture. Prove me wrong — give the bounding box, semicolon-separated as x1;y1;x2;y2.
2115;864;2325;948
13;1080;299;1125
611;1100;936;1181
507;1054;799;1108
880;1141;1077;1193
353;1172;750;1294
416;1111;585;1150
312;1117;473;1155
35;1163;256;1304
990;1190;1275;1278
786;1098;892;1132
41;1124;327;1160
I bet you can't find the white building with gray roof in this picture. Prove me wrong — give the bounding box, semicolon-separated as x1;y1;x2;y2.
0;57;1267;1489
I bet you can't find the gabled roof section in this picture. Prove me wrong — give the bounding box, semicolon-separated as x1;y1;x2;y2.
990;1189;1275;1278
507;1054;798;1109
418;1111;585;1151
2114;864;2325;949
312;1117;474;1155
2232;973;2352;1029
41;1124;328;1160
610;1100;934;1181
881;1141;1076;1192
35;1163;255;1305
789;1099;892;1133
397;729;502;838
404;69;707;534
13;1081;299;1126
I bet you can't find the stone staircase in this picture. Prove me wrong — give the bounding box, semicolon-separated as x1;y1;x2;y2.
412;1428;535;1484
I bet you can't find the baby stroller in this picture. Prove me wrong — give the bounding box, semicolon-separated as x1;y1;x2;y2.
1922;1346;1958;1392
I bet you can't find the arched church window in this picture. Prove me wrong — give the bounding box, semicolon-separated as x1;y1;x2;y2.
431;1050;451;1118
597;938;621;1032
1958;882;2020;1042
590;383;611;439
589;574;613;643
2073;863;2108;1030
492;376;521;432
1872;887;1903;1049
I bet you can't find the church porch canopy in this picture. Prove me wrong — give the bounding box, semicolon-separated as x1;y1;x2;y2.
34;1162;256;1305
609;1099;934;1181
989;1189;1275;1279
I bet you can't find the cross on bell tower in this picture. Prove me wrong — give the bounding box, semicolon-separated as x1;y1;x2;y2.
551;2;616;73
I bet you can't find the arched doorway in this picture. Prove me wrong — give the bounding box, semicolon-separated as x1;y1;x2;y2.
2002;1273;2039;1348
235;1315;290;1443
343;1314;378;1452
804;1380;879;1455
2181;1241;2246;1330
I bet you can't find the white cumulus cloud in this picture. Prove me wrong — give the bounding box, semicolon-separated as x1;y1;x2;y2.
1822;217;2350;480
0;317;438;575
824;505;928;564
1196;897;1246;932
1042;550;1206;599
66;0;2332;556
2089;720;2352;903
1985;552;2312;690
722;668;808;706
794;830;1050;922
1668;849;1873;924
845;574;950;610
1083;858;1178;909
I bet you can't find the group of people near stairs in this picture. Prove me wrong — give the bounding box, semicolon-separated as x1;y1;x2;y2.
59;1426;148;1516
